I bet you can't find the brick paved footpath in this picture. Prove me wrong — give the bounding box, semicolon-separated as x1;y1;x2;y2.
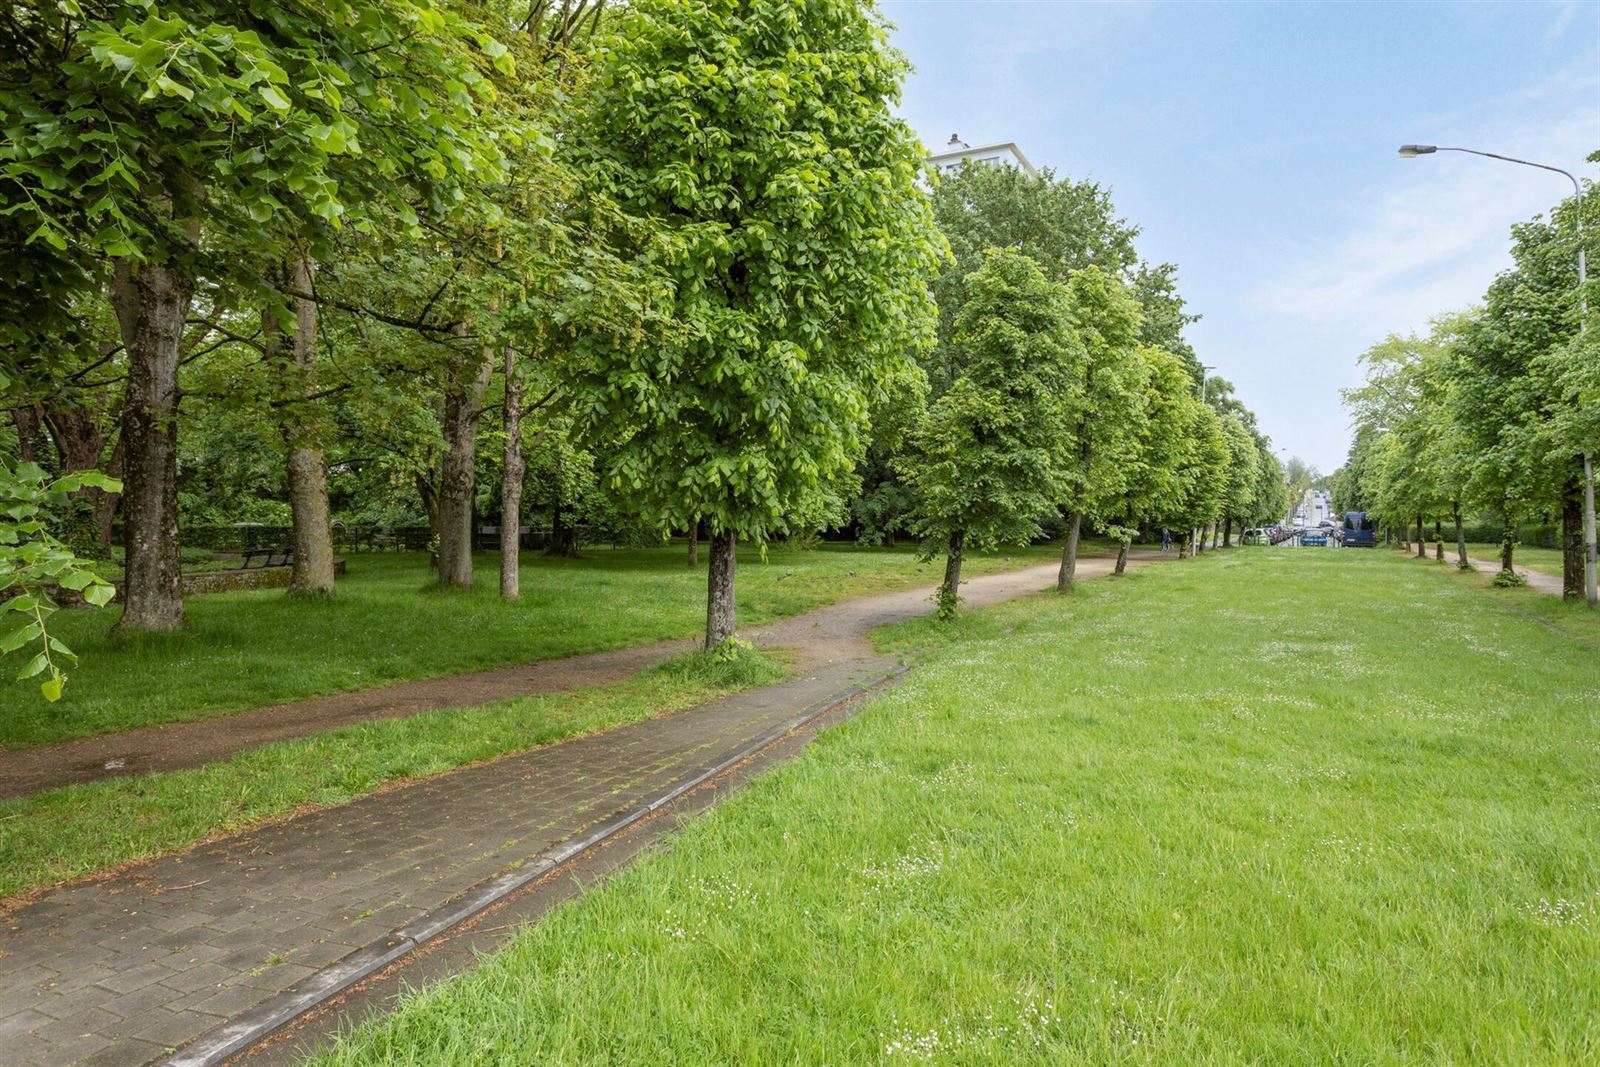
0;557;1147;1066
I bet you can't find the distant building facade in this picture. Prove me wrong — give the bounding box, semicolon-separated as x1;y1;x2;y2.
926;133;1037;177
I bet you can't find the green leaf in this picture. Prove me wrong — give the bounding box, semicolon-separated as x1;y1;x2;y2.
83;583;117;607
18;651;48;680
1;622;42;653
58;570;95;591
40;672;64;703
259;85;291;112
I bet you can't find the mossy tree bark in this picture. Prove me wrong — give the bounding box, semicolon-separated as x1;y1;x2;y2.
500;346;524;601
110;255;192;632
437;344;493;588
267;255;336;597
705;529;737;649
1561;464;1584;600
1056;511;1082;591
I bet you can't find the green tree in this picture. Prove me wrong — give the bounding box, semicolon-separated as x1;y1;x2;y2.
3;0;506;627
905;250;1080;612
1055;266;1144;590
1103;345;1193;572
565;0;943;648
927;161;1137;395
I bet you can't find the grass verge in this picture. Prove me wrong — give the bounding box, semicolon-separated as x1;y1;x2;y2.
1463;541;1565;577
3;543;1066;748
0;645;785;902
313;549;1599;1066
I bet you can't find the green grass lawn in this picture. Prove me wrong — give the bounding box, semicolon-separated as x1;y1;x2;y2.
3;542;1069;748
0;646;784;901
1464;541;1565;577
314;549;1600;1066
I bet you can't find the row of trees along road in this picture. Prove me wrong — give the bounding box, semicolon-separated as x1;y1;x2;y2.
3;0;1287;697
1336;170;1597;597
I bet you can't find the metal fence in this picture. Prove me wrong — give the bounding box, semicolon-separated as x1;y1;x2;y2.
171;524;587;554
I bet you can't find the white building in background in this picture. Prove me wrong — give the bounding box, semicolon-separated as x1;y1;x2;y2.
927;133;1037;177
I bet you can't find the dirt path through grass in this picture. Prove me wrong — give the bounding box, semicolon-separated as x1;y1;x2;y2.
0;551;1167;799
1406;542;1565;595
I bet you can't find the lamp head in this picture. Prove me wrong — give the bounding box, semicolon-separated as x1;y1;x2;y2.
1398;144;1437;159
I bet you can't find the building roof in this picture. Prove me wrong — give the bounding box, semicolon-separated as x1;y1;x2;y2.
926;138;1038;178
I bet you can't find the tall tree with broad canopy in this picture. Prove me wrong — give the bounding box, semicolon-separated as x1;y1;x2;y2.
565;0;943;648
2;0;506;626
926;162;1137;396
1216;412;1260;548
1103;345;1191;574
1449;187;1597;591
905;249;1081;611
1054;266;1144;590
1166;397;1229;556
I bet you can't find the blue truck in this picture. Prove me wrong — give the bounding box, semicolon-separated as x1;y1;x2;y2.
1342;511;1375;547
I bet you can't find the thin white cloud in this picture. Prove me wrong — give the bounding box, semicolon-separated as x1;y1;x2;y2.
1247;73;1598;338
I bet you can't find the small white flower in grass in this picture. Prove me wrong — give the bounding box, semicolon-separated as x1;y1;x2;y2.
1520;897;1592;928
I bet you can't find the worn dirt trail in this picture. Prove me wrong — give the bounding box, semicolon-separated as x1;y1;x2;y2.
0;551;1164;800
1404;543;1566;597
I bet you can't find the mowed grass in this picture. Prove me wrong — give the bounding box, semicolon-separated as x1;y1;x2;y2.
0;646;785;901
315;549;1599;1066
2;542;1066;747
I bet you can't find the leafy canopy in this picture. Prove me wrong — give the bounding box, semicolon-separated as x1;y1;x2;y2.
907;249;1081;550
565;0;944;542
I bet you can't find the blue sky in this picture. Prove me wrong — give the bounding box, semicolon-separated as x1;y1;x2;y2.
883;0;1600;473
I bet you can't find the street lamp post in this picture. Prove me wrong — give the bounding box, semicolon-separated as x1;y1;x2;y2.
1399;144;1595;608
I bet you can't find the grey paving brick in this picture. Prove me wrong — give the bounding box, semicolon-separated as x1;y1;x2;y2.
91;961;175;996
153;961;236;996
0;1006;57;1038
130;1006;222;1046
71;1036;168;1066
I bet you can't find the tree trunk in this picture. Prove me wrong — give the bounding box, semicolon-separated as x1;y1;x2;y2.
705;528;736;648
1056;510;1082;591
1114;537;1130;575
1415;514;1426;558
1499;519;1516;575
1222;518;1233;548
1562;462;1584;599
43;393;116;555
109;256;192;632
547;501;580;557
943;528;965;601
500;347;524;600
1195;524;1206;554
94;434;125;548
1212;522;1220;548
267;255;336;596
415;470;440;560
1454;503;1468;570
10;405;53;467
437;344;493;588
687;521;699;567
